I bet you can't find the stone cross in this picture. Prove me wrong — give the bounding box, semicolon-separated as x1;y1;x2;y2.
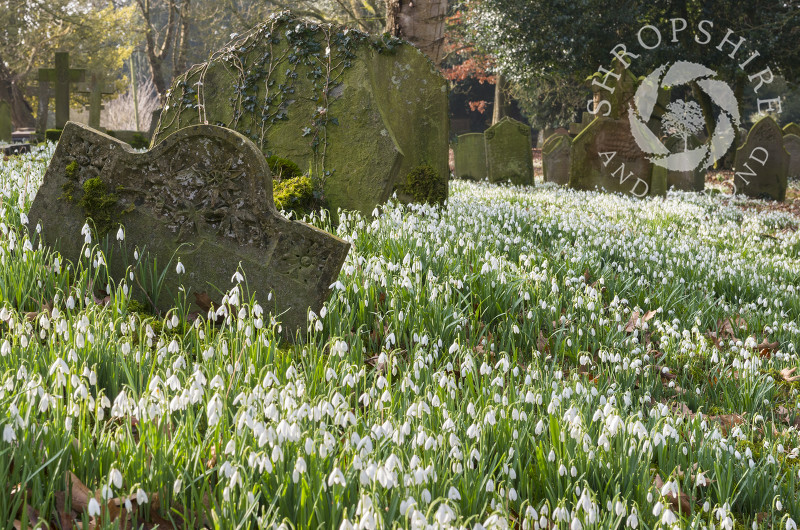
77;74;115;128
38;51;86;129
0;100;11;142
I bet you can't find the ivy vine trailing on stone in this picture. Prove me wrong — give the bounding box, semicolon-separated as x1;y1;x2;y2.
158;11;402;195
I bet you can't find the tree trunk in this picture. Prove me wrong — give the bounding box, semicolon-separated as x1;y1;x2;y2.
0;53;35;129
385;0;448;65
492;72;511;125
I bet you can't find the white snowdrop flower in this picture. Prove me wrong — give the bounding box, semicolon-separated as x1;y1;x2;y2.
176;261;185;274
88;498;101;517
448;486;461;501
786;518;797;530
328;467;346;486
485;479;494;492
173;478;183;495
571;517;582;530
304;438;314;455
777;499;783;511
626;511;638;529
3;424;15;443
661;508;677;525
136;488;148;504
116;226;125;241
109;468;123;489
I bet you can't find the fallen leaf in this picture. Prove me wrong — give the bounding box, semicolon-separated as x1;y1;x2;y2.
707;414;744;435
66;472;94;513
653;474;692;514
194;292;216;313
625;310;656;332
537;331;549;353
779;367;800;383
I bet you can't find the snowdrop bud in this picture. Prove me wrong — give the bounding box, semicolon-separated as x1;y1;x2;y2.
176;261;185;274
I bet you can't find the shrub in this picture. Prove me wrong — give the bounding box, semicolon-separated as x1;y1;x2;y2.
45;129;62;143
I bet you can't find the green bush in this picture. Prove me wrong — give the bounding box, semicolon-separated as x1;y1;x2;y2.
45;129;62;143
405;164;447;205
267;155;303;180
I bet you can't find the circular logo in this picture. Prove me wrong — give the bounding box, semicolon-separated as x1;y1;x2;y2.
628;60;741;173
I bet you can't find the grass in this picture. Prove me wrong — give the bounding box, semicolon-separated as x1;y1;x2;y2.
0;146;799;529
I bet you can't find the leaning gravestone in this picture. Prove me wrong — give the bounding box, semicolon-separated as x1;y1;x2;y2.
663;135;705;191
27;122;350;334
541;133;571;185
153;12;449;216
454;133;486;181
784;134;800;180
569;117;659;197
0;100;11;142
783;123;800;138
484;117;533;185
733;117;788;201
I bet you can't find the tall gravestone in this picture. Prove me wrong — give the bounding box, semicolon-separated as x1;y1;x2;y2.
783;123;800;138
541;133;571;185
27;122;350;335
153;12;449;216
454;133;486;181
38;52;86;129
783;134;800;180
484;117;533;186
0;101;11;142
663;135;705;191
733;117;788;201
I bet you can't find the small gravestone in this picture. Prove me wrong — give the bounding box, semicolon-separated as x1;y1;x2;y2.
663;135;705;191
0;101;11;142
733;117;788;201
784;134;800;179
38;51;86;129
153;12;449;216
485;117;533;185
541;133;571;185
27;122;350;335
569;117;659;197
76;74;115;129
783;123;800;137
454;133;486;180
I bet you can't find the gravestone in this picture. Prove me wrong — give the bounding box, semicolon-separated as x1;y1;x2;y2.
783;123;800;137
733;117;788;201
569;117;660;197
27;122;350;335
784;134;800;180
663;135;705;191
76;74;115;128
541;133;571;185
454;133;486;181
38;51;86;129
153;12;449;216
484;117;533;185
0;101;11;142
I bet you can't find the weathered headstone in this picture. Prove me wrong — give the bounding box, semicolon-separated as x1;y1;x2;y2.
38;52;86;129
783;123;800;137
541;133;571;185
27;122;350;335
783;134;800;180
663;135;705;191
153;12;449;216
569;112;595;137
733;117;788;201
569;117;659;197
76;74;115;128
484;117;533;185
454;133;487;181
0;100;11;142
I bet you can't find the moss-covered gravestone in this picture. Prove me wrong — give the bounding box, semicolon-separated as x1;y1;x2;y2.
733;117;788;201
27;122;350;335
542;133;571;185
0;100;11;143
663;135;705;191
454;133;486;181
783;134;800;179
783;123;800;137
569;117;660;197
484;117;533;186
152;11;449;216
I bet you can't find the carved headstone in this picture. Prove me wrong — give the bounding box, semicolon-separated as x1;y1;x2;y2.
0;100;11;142
27;122;351;334
38;51;86;129
153;12;449;216
663;135;705;191
484;117;533;186
784;134;800;180
783;123;800;138
541;133;571;185
733;117;788;201
569;117;660;197
454;133;486;181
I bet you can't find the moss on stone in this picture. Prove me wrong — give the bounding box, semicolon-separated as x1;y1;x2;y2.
274;175;314;216
78;177;118;238
267;155;303;180
65;161;79;180
405;164;446;205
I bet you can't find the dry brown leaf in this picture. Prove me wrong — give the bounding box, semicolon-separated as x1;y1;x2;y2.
708;414;744;435
625;310;656;333
653;474;693;514
537;331;549;353
66;472;94;513
194;292;216;313
779;367;800;383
